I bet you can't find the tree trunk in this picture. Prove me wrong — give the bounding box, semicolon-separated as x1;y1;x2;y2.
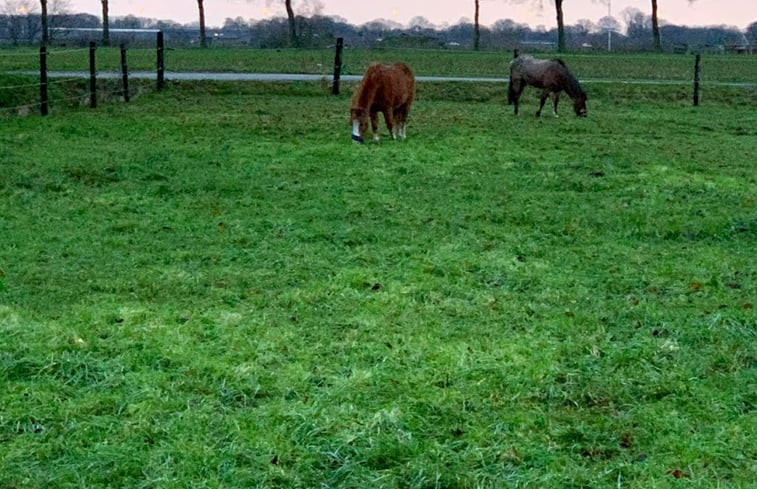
651;0;661;52
473;0;480;51
198;0;207;47
555;0;565;52
40;0;48;45
101;0;110;45
285;0;297;47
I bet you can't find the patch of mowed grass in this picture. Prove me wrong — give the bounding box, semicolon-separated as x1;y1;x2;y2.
1;79;755;489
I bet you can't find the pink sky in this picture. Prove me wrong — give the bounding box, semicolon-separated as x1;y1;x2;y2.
65;1;753;30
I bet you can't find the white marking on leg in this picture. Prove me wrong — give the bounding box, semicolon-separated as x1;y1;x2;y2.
352;120;361;138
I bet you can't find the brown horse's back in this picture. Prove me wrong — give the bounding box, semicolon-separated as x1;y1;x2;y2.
389;62;415;107
352;62;415;111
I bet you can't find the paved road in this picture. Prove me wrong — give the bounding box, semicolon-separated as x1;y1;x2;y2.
21;71;757;87
37;71;506;83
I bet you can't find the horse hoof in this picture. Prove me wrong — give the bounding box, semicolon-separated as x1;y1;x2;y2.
351;134;364;144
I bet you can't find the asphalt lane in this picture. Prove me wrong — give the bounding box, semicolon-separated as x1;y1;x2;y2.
17;71;757;87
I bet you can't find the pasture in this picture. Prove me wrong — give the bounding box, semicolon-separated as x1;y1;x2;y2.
2;46;757;82
1;51;756;488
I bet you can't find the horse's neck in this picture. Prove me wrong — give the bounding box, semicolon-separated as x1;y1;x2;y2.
354;82;378;109
563;71;583;99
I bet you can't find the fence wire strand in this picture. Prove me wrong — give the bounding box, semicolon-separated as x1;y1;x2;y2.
0;80;40;90
0;74;135;116
46;47;91;56
0;89;127;115
0;50;38;58
0;103;37;113
0;47;91;58
46;77;87;85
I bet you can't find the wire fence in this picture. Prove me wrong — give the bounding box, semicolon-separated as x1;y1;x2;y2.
0;42;162;117
3;38;755;117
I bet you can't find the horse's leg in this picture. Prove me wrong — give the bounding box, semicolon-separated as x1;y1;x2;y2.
370;110;380;141
396;106;408;139
551;92;560;117
511;80;523;115
383;107;396;140
536;89;550;117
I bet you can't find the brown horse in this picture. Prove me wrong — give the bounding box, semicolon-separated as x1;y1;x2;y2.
350;62;415;143
508;55;587;117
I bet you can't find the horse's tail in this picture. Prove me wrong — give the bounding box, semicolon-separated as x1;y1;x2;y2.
507;77;516;105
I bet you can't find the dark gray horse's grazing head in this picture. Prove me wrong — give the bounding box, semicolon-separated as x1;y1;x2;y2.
573;92;588;117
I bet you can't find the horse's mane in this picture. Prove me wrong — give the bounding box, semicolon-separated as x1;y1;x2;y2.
565;71;586;99
351;64;382;111
553;59;585;99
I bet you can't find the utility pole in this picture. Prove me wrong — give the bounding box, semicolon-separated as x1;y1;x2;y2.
607;0;612;52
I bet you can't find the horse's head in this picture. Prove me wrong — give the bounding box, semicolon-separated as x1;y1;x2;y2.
350;107;367;143
573;92;588;117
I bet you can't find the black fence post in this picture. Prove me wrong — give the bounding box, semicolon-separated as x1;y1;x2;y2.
89;41;97;109
331;37;344;96
120;43;130;102
39;45;48;116
157;31;165;91
693;53;701;106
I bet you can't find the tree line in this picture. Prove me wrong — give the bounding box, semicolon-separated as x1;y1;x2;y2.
1;0;754;53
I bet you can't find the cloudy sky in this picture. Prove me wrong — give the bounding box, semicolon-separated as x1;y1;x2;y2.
61;1;753;30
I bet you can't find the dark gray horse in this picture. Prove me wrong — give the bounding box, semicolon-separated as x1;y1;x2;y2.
508;55;587;117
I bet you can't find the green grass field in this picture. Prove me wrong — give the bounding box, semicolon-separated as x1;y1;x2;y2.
2;46;757;82
1;50;756;488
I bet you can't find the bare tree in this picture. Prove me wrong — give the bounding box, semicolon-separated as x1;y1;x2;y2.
653;1;698;52
244;0;323;47
474;0;480;50
508;1;567;52
2;0;40;44
100;0;109;45
285;0;297;46
651;0;660;51
748;21;757;44
197;0;207;47
100;0;110;46
47;0;71;40
554;0;565;52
